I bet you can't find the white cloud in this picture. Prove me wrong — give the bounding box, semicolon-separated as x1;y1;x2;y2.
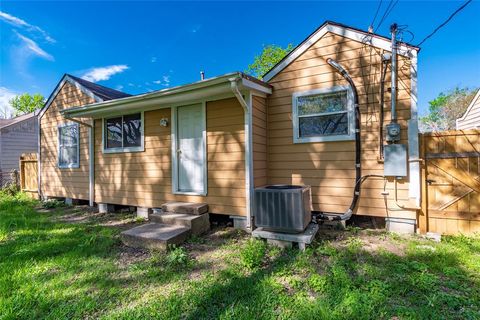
153;75;171;87
0;11;55;43
0;87;17;119
14;31;54;61
115;85;124;91
151;57;157;63
81;65;129;82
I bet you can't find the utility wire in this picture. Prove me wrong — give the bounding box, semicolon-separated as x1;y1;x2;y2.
416;0;472;47
370;0;383;30
375;0;399;32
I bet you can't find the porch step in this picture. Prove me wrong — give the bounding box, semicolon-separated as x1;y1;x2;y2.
120;223;190;251
150;212;210;236
161;202;208;215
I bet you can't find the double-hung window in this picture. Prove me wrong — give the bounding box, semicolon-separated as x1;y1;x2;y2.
58;123;80;168
292;85;355;143
103;112;144;152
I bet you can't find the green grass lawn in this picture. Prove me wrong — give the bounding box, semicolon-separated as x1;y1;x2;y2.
0;192;479;320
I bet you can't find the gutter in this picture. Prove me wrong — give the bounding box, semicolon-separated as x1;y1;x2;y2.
62;72;272;118
230;76;253;230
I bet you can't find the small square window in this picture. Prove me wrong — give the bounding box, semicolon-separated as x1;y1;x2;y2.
293;86;354;143
104;113;143;152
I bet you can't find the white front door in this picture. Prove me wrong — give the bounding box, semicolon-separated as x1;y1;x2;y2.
175;104;206;194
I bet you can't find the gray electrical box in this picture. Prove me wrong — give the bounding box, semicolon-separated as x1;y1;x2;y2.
384;144;407;177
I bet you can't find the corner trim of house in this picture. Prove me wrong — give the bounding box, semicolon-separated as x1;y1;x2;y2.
407;50;420;207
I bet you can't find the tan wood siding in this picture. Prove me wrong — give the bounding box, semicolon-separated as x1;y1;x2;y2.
252;95;267;187
457;93;480;129
94;97;246;216
40;82;94;200
265;31;416;219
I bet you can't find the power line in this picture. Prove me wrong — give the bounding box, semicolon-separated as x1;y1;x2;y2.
375;0;399;32
416;0;472;47
370;0;383;30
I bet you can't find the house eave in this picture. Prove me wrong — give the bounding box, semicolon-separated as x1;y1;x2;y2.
62;72;272;118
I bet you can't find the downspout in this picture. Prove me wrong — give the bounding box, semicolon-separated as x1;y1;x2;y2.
37;113;42;200
64;116;95;207
229;77;253;230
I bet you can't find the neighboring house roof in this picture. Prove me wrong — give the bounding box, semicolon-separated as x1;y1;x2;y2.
38;74;131;120
263;20;420;82
62;72;272;118
456;88;480;129
0;111;38;130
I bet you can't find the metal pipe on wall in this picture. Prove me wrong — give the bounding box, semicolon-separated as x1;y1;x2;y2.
390;23;398;123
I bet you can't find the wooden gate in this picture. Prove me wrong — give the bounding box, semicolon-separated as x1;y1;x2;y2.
19;153;39;199
420;130;480;234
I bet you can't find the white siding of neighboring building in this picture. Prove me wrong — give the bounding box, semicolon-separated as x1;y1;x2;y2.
457;90;480;130
0;116;38;185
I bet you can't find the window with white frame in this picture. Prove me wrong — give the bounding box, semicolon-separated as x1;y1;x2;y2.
292;86;355;143
104;112;143;152
58;123;79;168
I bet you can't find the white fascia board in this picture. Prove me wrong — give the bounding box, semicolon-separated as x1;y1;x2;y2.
63;74;240;117
263;23;418;82
64;83;235;118
38;75;104;120
241;78;272;94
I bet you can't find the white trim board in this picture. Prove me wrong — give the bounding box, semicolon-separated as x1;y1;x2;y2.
263;22;419;82
57;122;80;169
38;74;104;121
291;85;355;143
456;88;480;128
407;50;420;207
101;111;145;154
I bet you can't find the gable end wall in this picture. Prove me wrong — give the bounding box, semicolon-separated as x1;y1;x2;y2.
40;81;94;200
265;31;416;219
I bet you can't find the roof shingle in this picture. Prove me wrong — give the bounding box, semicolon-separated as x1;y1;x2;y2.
66;74;132;101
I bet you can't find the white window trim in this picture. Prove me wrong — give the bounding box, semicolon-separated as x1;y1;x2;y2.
292;85;355;143
102;111;145;153
171;102;208;196
58;122;80;169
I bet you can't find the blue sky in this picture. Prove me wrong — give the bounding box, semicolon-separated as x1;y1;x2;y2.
1;1;479;116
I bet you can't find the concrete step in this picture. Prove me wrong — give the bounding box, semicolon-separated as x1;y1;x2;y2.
161;202;208;215
120;223;190;251
150;212;210;236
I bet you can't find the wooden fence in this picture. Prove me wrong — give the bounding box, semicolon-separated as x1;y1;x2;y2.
419;129;480;235
19;153;38;199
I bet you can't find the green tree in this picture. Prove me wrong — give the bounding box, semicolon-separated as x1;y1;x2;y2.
419;87;478;132
245;44;294;79
9;93;45;117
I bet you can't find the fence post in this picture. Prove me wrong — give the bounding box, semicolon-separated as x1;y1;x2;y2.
418;133;428;234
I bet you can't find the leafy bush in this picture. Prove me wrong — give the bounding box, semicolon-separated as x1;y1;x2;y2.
41;199;65;209
240;238;266;270
166;246;190;267
1;183;20;196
